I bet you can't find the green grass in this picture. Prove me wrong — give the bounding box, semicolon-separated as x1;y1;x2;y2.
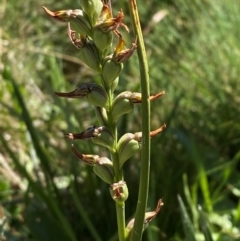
1;0;240;240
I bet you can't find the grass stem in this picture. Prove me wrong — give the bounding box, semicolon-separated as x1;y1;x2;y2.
128;0;151;240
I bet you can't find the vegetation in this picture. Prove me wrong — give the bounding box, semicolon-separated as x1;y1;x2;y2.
1;0;240;240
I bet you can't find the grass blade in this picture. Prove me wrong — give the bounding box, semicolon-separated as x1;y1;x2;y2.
177;194;196;241
198;206;214;241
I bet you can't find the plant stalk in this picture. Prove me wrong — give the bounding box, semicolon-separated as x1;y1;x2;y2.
128;0;151;240
108;88;126;241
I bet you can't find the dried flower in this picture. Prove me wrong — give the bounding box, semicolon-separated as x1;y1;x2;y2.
109;181;129;203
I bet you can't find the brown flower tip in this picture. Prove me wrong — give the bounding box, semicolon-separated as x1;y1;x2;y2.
149;91;165;101
55;86;88;98
42;6;55;17
65;133;75;140
126;198;164;234
150;124;167;137
65;126;100;141
132;124;166;142
71;144;99;165
144;199;164;225
42;6;72;22
71;144;84;160
113;10;129;32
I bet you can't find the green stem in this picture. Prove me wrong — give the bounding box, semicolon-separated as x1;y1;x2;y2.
111;133;126;241
115;201;126;241
107;88;126;241
128;0;151;241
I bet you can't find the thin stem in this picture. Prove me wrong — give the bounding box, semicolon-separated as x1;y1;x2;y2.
115;201;126;241
111;134;126;241
107;87;126;241
128;0;151;241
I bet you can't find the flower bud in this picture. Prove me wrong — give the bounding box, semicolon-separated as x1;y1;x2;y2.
85;84;109;109
109;181;129;204
111;91;134;123
92;26;113;51
117;125;167;167
55;83;108;108
93;157;114;184
80;0;103;24
78;39;102;72
117;133;140;167
43;6;92;36
102;57;123;87
91;126;115;151
126;199;164;239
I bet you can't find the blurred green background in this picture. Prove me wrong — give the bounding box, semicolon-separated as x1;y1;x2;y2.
1;0;240;240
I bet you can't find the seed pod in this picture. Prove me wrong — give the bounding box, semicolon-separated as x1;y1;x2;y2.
102;57;123;88
117;133;140;167
109;181;129;204
91;126;115;151
111;91;134;123
93;157;114;184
